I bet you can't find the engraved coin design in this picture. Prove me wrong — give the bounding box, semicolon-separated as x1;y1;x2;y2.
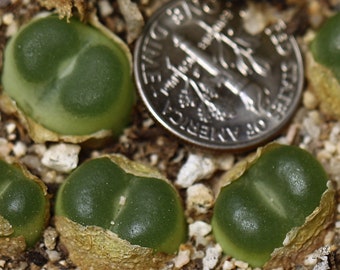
134;0;304;151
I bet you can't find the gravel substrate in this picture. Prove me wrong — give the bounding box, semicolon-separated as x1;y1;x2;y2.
0;0;340;269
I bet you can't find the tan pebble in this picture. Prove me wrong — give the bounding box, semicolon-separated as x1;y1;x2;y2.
324;141;336;154
98;0;114;17
303;91;319;110
2;13;14;25
308;1;324;28
222;260;234;270
234;260;248;269
308;110;322;124
186;184;214;215
304;253;317;266
316;149;332;161
0;138;12;157
43;227;58;250
323;230;335;245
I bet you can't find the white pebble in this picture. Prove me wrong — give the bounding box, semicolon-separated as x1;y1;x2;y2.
302;113;321;140
335;221;340;229
5;122;16;134
222;260;234;270
234;260;249;268
241;2;266;35
202;245;222;270
173;248;191;268
41;143;81;173
176;154;216;188
46;250;61;262
189;221;212;238
12;141;27;157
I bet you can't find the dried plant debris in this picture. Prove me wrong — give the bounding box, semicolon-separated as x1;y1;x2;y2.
37;0;144;42
37;0;93;21
0;0;340;270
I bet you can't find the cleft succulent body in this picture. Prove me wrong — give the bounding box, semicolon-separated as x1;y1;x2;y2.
0;159;49;256
2;14;135;143
55;154;186;269
212;143;335;268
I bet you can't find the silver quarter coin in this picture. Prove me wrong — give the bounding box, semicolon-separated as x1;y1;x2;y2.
134;0;304;151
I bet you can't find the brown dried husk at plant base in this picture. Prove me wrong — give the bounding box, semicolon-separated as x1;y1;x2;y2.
306;50;340;120
55;216;174;270
0;235;26;258
0;216;26;258
38;0;144;44
214;143;336;269
37;0;92;21
106;153;166;180
264;182;336;269
0;92;112;144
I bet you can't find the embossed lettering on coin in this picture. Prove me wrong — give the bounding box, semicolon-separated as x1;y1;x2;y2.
134;0;303;150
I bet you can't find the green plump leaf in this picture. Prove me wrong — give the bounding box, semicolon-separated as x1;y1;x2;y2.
14;16;79;82
55;156;186;254
113;176;184;252
311;13;340;68
60;45;123;116
212;144;328;267
0;160;48;247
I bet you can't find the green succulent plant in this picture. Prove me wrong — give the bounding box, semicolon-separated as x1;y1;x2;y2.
212;143;335;268
307;12;340;119
54;154;186;269
0;159;49;256
2;14;135;143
